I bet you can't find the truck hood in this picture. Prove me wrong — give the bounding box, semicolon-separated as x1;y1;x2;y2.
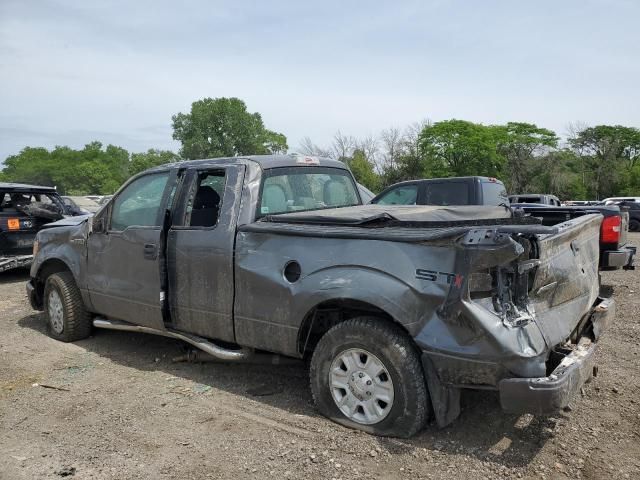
42;214;92;229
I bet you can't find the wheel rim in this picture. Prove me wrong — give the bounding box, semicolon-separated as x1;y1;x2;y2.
329;348;395;425
48;290;64;334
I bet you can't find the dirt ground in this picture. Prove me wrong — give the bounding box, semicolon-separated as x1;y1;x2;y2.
1;236;639;480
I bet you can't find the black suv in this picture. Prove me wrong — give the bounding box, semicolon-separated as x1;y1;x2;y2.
1;182;81;272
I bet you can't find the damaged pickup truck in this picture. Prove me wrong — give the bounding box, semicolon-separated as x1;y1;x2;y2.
27;155;614;437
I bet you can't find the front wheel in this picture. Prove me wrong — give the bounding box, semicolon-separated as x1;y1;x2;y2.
309;317;431;437
44;272;92;342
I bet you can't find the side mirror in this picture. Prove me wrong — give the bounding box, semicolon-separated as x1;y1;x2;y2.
92;216;106;234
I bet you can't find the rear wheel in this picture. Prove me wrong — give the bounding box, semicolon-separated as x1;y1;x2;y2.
309;317;430;437
44;272;92;342
629;219;640;232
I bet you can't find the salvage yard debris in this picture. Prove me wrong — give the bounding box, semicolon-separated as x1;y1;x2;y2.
31;383;70;392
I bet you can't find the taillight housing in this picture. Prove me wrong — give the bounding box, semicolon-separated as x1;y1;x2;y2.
601;215;621;244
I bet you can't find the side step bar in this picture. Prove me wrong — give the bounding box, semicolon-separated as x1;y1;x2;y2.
93;318;252;362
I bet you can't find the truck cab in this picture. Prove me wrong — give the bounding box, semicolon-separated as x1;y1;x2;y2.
29;155;362;338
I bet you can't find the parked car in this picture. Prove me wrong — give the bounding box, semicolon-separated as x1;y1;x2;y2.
372;176;508;206
509;194;561;206
509;203;635;270
1;182;85;273
602;196;640;204
610;200;640;232
564;200;602;206
97;195;113;206
28;155;613;437
61;196;102;214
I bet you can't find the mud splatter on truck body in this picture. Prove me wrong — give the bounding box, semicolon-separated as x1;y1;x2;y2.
26;155;614;436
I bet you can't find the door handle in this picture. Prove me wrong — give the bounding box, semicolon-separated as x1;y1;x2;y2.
143;243;158;260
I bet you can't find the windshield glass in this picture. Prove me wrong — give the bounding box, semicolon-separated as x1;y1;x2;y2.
258;167;360;217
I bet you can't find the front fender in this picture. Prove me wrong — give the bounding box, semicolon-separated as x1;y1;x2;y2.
30;224;90;308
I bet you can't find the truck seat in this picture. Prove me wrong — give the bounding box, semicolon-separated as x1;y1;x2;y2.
191;186;220;227
262;184;287;214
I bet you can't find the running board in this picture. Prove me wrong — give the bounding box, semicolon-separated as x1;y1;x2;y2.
93;318;252;361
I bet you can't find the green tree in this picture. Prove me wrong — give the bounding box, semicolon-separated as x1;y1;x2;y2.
569;125;640;199
1;147;54;186
172;97;288;159
345;149;380;192
0;142;135;195
492;122;558;193
527;149;585;199
129;149;181;176
419;120;504;178
380;122;429;187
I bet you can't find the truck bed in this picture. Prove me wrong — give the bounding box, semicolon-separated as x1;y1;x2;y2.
242;204;554;242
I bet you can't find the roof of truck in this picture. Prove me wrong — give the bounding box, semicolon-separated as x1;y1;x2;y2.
154;154;348;172
0;182;57;193
385;176;503;185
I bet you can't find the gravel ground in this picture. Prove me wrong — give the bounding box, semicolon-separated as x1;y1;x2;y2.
1;235;639;479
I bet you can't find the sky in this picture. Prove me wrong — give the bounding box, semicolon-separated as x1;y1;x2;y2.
1;0;639;162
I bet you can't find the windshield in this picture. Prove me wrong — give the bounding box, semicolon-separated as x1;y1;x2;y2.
258;167;360;217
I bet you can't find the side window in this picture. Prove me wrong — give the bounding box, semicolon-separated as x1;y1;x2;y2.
110;172;170;231
375;185;418;205
187;171;226;228
482;182;508;206
425;182;469;205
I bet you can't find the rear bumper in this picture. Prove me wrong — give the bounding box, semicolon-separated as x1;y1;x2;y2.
601;245;635;270
498;297;615;414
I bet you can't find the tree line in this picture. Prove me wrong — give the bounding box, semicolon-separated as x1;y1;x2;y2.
1;97;639;199
302;121;640;200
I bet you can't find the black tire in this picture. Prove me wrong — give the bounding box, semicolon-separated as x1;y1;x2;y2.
629;219;640;232
309;317;431;437
44;272;92;342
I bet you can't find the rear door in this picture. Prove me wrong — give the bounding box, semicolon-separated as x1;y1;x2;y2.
87;170;174;329
166;165;244;341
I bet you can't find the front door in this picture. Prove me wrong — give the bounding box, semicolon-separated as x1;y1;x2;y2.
166;165;243;342
87;170;173;329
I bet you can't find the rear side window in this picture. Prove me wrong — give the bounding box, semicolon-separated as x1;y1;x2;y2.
425;182;469;205
482;182;509;206
110;172;170;230
186;171;226;228
375;185;418;205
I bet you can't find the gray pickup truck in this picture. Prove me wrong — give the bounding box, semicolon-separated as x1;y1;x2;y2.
27;154;614;437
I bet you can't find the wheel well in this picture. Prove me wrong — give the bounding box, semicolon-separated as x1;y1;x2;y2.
32;259;72;308
297;299;408;357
